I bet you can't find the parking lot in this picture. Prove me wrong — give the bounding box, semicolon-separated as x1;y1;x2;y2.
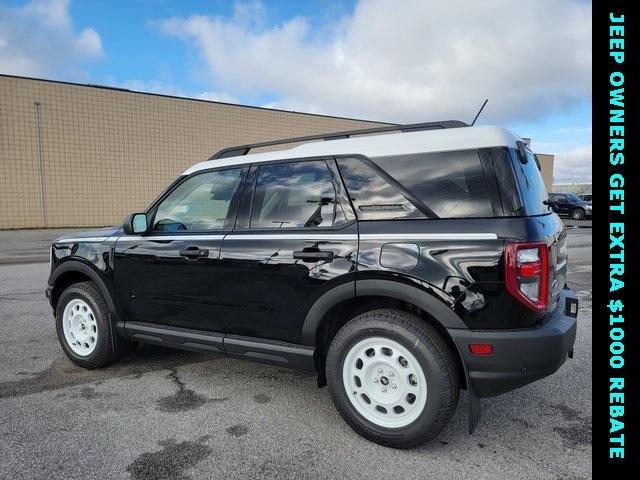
0;226;592;479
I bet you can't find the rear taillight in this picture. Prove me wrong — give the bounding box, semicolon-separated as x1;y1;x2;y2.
505;242;548;312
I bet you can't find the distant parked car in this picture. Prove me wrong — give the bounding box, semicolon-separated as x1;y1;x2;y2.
547;193;592;220
578;193;592;203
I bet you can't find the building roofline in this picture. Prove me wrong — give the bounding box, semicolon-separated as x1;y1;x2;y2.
0;73;394;125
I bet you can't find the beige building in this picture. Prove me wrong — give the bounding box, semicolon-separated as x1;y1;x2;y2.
536;154;555;192
521;138;554;192
1;74;555;229
0;75;385;229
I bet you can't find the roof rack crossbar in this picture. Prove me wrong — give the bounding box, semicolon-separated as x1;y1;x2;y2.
209;119;468;159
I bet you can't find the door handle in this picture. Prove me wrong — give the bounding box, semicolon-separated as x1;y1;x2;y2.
179;245;209;259
293;250;334;262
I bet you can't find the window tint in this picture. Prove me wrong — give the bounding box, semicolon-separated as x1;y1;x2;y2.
250;160;336;229
491;147;522;216
336;157;424;220
153;169;243;231
508;149;549;215
373;150;494;218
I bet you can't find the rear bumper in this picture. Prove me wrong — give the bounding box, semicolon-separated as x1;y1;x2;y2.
448;289;578;398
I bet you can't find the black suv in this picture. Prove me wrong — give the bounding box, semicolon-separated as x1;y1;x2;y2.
46;122;578;448
547;192;592;220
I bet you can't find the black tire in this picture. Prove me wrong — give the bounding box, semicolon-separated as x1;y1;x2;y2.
571;208;585;220
326;309;460;448
55;281;122;369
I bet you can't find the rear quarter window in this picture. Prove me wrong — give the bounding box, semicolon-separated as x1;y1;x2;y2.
336;157;426;220
372;150;494;218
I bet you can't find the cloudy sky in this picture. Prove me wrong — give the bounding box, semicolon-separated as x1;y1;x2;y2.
0;0;592;182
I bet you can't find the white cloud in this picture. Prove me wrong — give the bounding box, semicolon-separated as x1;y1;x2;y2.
551;126;592;136
20;0;71;28
117;79;189;97
0;0;103;79
553;145;592;182
157;0;591;124
198;90;240;103
74;27;102;58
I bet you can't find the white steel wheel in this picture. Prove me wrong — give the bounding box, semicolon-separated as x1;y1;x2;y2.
62;298;98;356
342;337;428;428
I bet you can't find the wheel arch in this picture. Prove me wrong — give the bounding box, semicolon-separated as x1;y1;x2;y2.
50;261;118;320
302;279;469;389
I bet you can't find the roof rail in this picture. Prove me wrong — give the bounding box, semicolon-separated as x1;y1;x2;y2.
209;119;469;159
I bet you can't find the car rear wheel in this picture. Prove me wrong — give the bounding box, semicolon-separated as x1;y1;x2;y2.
326;309;460;448
55;281;122;369
571;208;586;220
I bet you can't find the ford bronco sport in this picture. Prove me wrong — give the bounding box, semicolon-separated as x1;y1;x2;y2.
46;121;578;448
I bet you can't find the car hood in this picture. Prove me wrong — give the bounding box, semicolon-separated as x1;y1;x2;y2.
53;226;123;243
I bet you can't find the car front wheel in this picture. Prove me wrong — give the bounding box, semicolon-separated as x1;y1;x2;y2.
326;309;460;448
571;208;586;220
55;281;121;369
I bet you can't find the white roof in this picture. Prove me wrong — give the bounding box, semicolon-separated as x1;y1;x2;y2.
184;125;522;175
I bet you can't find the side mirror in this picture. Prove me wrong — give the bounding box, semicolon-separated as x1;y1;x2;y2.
123;213;149;235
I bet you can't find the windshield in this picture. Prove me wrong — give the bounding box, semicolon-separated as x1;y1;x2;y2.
566;193;582;203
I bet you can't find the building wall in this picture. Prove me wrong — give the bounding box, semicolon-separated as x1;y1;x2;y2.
1;75;385;229
536;153;555;192
551;182;592;195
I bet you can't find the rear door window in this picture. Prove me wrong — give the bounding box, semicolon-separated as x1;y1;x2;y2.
372;150;494;218
250;160;337;229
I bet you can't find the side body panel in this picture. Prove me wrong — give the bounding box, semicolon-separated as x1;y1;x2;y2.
113;235;225;332
48;228;122;313
219;229;358;344
355;214;565;330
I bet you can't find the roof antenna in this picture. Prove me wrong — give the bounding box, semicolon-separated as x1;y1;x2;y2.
470;99;488;126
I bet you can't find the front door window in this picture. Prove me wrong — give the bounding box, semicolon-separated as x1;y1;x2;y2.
153;169;243;232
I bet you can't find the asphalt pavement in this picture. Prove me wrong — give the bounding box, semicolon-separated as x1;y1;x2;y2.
0;228;77;265
0;229;592;479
